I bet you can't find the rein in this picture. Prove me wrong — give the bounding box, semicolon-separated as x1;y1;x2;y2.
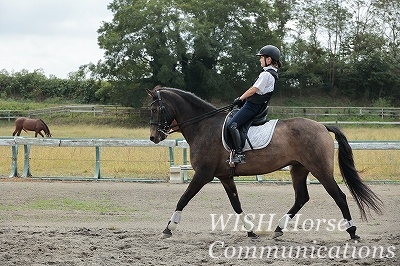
151;90;234;135
167;104;234;134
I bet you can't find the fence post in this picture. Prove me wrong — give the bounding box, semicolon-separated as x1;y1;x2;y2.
182;147;189;181
9;145;18;177
169;147;174;166
22;145;31;177
94;146;101;179
182;147;188;165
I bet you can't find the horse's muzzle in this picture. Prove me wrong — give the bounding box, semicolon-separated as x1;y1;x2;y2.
150;135;159;144
150;133;166;144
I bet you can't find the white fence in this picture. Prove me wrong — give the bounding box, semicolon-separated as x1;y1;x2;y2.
0;105;147;120
173;140;400;183
0;137;399;183
1;106;399;121
0;137;176;180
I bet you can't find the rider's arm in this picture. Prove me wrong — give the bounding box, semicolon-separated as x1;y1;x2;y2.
239;86;259;101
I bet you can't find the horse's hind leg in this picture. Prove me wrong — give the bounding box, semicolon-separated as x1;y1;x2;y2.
13;127;21;136
221;177;257;238
13;130;21;136
273;164;310;238
317;175;359;240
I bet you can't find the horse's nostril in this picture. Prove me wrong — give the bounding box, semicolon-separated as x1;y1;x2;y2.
150;136;155;141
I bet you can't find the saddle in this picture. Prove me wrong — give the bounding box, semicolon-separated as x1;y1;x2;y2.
223;106;269;151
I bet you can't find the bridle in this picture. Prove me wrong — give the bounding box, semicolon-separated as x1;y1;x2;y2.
150;90;174;135
150;90;234;136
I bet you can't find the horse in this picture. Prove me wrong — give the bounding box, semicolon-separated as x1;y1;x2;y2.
146;87;383;240
12;117;52;137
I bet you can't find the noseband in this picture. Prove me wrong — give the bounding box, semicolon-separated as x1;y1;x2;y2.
150;90;173;135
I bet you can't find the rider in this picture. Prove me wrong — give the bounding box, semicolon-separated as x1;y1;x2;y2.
228;45;282;164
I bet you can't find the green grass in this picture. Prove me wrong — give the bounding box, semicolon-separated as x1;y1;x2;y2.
0;197;139;213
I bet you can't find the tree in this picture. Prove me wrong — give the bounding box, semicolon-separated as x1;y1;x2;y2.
284;0;328;96
97;0;186;106
337;0;399;104
372;0;400;105
96;0;282;105
4;0;397;106
319;0;350;90
178;0;280;99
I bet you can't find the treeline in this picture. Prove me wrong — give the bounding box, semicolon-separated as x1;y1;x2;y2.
1;0;399;107
0;69;103;105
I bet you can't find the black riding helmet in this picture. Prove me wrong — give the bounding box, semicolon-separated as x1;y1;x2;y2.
256;45;280;62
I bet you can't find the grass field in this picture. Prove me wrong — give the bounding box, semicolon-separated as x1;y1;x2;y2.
0;121;399;181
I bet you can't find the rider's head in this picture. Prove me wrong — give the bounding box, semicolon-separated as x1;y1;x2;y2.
256;45;282;68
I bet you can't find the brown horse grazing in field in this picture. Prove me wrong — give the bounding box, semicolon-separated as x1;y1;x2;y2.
147;87;383;240
12;117;52;137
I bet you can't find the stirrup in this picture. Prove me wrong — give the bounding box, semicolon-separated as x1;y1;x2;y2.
227;151;245;165
232;154;245;164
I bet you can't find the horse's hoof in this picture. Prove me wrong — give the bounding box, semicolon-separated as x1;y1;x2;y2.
162;227;172;239
350;234;361;241
272;231;283;239
247;231;258;238
161;232;172;239
346;226;360;241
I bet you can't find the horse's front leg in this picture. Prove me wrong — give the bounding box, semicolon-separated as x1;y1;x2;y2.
37;131;44;137
220;177;257;238
163;172;213;238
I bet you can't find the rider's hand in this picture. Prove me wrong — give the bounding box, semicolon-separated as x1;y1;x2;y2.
232;97;245;107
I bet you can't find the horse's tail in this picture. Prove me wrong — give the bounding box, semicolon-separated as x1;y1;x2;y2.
325;125;383;221
40;119;51;136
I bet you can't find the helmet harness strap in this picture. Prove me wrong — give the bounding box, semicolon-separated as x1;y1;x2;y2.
264;56;271;67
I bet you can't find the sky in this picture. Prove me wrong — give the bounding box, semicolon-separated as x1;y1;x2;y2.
0;0;113;78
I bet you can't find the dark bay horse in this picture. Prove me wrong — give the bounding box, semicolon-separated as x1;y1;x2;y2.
13;117;52;137
147;87;382;240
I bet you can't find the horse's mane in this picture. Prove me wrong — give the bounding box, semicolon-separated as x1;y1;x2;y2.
158;87;217;111
39;119;50;133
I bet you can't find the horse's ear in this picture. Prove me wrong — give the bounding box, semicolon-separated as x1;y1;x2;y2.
146;89;153;97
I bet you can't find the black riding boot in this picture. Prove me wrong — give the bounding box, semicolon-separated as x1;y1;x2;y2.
228;122;245;164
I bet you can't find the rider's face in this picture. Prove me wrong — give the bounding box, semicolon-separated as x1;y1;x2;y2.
259;56;271;67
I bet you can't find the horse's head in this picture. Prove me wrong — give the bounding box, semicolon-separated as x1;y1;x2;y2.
146;87;176;144
38;119;52;138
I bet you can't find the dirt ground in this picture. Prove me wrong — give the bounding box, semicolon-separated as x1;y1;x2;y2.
0;179;398;266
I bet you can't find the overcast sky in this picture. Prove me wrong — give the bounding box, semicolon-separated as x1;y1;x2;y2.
0;0;113;78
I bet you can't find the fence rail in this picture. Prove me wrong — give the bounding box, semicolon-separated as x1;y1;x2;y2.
1;106;399;121
269;106;400;119
0;137;176;180
0;105;150;119
0;137;399;182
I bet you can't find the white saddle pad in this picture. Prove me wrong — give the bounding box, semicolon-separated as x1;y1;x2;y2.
222;119;279;152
